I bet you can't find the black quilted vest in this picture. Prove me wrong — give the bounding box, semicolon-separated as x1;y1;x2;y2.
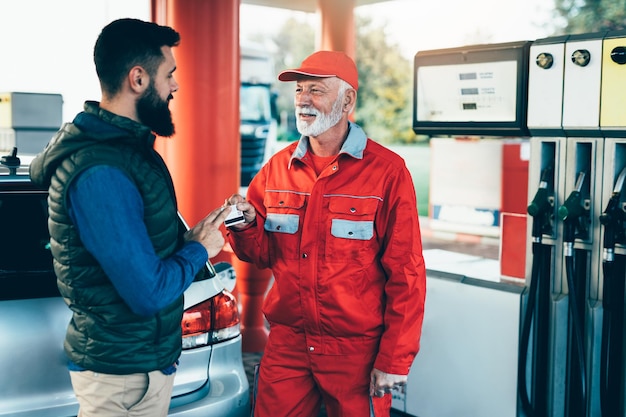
30;102;183;374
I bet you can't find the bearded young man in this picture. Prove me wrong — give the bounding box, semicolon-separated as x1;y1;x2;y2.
29;18;230;417
224;51;427;417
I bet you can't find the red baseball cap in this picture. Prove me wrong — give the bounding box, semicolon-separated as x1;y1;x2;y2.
278;50;359;91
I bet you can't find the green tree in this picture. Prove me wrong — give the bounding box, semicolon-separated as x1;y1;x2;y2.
552;0;626;33
354;15;416;144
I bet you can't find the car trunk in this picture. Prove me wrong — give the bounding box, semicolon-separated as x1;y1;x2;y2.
0;188;231;415
0;270;227;416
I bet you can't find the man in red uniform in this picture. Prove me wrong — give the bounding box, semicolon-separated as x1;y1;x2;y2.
226;51;426;417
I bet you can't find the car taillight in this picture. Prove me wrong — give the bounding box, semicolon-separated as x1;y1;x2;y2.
181;290;240;349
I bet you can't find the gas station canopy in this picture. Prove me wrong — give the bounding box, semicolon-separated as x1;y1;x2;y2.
242;0;393;13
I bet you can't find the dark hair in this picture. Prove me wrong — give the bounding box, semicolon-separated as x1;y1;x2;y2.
94;18;180;96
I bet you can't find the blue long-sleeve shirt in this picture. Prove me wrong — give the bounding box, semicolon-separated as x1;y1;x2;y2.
67;165;208;317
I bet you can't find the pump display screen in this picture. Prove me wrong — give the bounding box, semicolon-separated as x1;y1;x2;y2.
413;41;531;137
416;61;518;122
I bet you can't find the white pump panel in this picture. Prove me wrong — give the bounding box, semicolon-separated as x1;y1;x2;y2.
527;38;567;134
562;34;605;135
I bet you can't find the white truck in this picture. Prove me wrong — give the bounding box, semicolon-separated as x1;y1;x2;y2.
239;42;278;189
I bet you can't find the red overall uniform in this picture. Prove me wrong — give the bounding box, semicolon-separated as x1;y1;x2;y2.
229;122;426;417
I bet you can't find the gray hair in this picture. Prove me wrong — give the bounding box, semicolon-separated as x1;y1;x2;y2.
337;78;355;114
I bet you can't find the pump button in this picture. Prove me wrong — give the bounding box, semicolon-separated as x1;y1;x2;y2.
536;52;554;69
571;49;591;67
611;46;626;65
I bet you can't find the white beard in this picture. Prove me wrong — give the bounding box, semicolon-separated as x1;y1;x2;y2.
295;93;344;137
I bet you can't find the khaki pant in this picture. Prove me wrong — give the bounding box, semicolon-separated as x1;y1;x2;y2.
69;370;175;417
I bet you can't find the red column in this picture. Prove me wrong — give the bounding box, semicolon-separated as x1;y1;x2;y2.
317;0;357;122
230;256;272;352
151;0;271;352
152;0;240;231
317;0;356;56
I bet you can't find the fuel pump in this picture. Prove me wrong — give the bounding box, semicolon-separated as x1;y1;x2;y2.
598;167;626;416
519;166;554;417
598;29;626;417
558;171;590;417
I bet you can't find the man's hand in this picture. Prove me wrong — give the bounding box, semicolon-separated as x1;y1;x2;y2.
225;194;257;230
369;368;408;398
184;206;230;258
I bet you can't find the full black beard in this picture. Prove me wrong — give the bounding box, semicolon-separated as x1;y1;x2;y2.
137;82;175;137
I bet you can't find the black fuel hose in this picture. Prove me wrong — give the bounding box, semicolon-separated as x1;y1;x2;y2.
598;166;626;417
518;167;554;417
558;172;588;413
518;239;541;417
599;258;612;417
562;230;587;410
599;196;618;417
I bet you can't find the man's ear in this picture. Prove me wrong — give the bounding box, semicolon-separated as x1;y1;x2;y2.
344;89;357;112
129;66;147;93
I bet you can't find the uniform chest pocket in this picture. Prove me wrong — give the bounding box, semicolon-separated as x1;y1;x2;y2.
263;191;306;260
265;213;299;234
326;196;380;262
331;219;373;240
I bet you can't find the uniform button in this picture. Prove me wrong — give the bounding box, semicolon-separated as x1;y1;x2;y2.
309;346;315;352
350;207;356;213
302;253;308;259
348;231;354;236
279;201;284;205
332;165;338;171
276;225;281;231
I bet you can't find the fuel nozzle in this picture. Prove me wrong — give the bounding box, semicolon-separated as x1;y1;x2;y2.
558;171;590;245
600;167;626;260
0;147;20;175
558;171;587;222
528;167;554;239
